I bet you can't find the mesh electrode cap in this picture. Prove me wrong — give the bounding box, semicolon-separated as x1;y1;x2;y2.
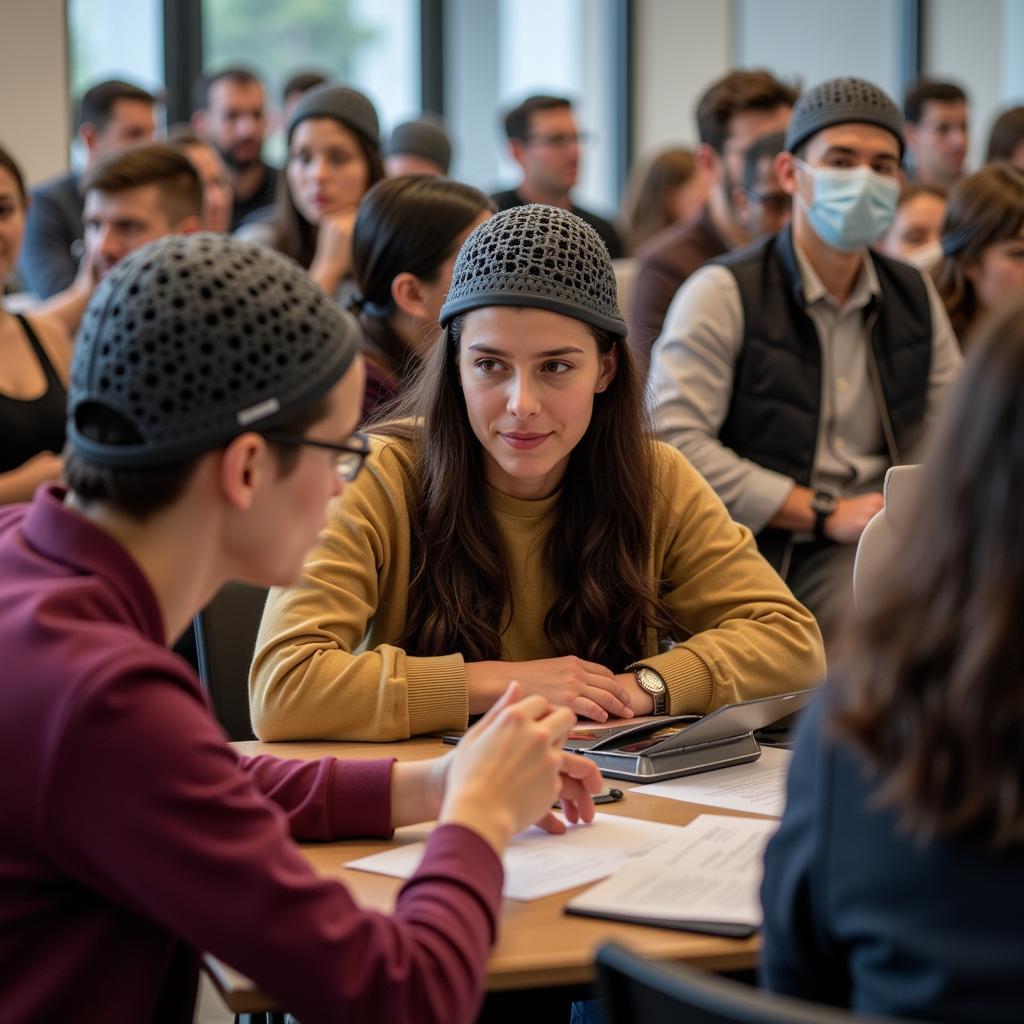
439;204;626;336
68;233;360;468
785;77;905;157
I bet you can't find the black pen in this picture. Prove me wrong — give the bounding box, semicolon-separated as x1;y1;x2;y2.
554;787;623;810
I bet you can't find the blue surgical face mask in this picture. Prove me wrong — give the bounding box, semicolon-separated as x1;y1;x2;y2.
797;160;900;251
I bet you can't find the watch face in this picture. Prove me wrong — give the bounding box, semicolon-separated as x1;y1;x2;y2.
636;667;666;695
811;493;837;516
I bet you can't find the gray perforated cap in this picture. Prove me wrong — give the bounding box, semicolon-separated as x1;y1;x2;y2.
68;233;360;468
439;204;626;336
785;77;904;157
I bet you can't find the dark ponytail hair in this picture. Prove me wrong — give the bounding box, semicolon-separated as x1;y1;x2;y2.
347;175;492;377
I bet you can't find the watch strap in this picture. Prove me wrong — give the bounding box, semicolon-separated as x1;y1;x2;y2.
811;491;836;541
813;509;829;541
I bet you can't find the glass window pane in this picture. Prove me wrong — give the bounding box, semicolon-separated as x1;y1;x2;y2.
203;0;420;161
66;0;163;148
446;0;621;215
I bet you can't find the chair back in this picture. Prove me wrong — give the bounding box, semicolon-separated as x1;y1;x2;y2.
852;464;923;609
612;257;637;320
596;942;911;1024
193;582;269;741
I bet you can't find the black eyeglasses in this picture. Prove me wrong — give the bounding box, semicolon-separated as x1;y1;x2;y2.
262;429;371;482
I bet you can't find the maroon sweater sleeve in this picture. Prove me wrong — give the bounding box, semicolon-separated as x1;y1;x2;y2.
238;753;396;840
40;663;503;1024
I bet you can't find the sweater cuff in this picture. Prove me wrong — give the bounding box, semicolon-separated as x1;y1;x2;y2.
328;758;396;839
731;467;795;535
405;653;469;736
631;648;714;715
410;823;505;942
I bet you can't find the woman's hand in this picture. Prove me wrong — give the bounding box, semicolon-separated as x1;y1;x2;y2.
0;450;63;505
466;657;635;722
309;208;358;294
24;450;63;484
439;683;599;855
614;672;655;716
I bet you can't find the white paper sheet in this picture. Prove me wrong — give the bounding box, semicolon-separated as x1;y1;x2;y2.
635;745;793;817
346;812;686;901
567;814;779;927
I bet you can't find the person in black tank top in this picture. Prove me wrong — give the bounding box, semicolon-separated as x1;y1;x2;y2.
1;144;76;504
0;316;67;474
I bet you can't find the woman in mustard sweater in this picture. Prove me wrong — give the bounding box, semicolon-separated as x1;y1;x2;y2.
251;205;825;741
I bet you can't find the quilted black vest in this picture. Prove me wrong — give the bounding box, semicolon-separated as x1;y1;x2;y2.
716;226;934;571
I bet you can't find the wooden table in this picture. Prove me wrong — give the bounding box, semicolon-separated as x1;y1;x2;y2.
205;737;766;1015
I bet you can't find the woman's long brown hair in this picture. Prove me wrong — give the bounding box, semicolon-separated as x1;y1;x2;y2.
931;163;1024;343
833;294;1024;849
375;313;675;669
620;147;698;252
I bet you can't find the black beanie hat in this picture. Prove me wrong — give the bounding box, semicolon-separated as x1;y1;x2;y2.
287;84;380;146
386;116;452;173
68;233;360;467
785;77;905;157
439;204;626;336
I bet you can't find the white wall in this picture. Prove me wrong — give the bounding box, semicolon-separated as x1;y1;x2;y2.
734;0;905;99
1003;0;1024;102
0;0;69;186
926;0;1008;168
633;0;731;155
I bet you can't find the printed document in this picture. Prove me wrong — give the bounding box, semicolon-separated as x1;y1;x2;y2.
566;814;778;930
636;746;792;816
347;812;686;900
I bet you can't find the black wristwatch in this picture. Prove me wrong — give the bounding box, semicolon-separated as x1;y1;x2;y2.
810;490;837;541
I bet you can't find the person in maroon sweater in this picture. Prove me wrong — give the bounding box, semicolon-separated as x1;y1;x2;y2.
0;233;601;1024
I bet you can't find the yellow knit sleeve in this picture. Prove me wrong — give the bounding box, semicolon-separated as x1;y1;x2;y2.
249;437;469;741
642;443;826;714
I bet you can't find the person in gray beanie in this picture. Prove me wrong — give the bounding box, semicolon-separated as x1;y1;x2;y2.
0;230;606;1022
648;76;963;651
253;202;824;748
385;114;453;177
237;83;385;301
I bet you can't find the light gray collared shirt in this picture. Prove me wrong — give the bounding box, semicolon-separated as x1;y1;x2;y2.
647;246;962;534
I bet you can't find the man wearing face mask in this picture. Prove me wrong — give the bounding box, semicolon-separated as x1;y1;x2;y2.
648;77;962;651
